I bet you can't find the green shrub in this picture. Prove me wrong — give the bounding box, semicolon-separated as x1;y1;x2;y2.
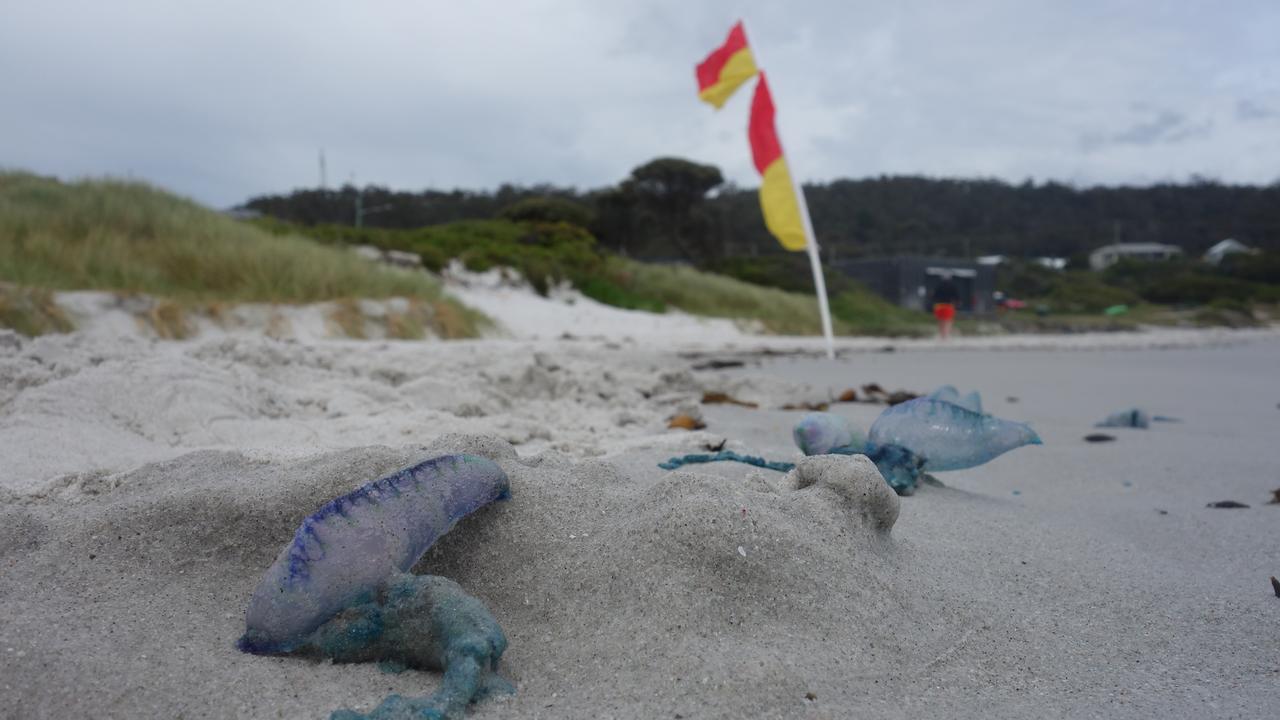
1138;273;1280;305
1042;274;1142;313
828;289;931;336
994;261;1061;299
290;219;607;297
498;196;595;227
1219;251;1280;284
576;275;667;313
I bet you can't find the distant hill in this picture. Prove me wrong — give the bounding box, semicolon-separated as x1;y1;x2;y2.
242;170;1280;266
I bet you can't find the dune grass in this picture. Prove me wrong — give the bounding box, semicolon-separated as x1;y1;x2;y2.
261;215;928;337
0;171;486;337
0;284;74;337
604;258;930;336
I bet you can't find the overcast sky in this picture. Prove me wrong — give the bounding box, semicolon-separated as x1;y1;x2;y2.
3;0;1277;207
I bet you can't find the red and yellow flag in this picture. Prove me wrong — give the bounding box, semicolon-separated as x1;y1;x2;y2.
695;21;758;109
749;72;807;251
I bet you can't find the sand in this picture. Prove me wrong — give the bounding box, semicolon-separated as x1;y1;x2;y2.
2;326;1279;718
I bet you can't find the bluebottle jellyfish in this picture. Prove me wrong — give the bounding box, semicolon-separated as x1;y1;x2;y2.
927;385;983;414
793;412;867;455
659;396;1040;496
865;396;1040;493
1095;408;1180;429
238;453;513;720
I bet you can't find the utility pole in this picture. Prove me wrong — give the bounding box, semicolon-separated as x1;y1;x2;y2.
319;149;327;190
355;187;394;228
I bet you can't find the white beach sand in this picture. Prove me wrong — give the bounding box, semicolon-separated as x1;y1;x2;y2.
2;323;1278;718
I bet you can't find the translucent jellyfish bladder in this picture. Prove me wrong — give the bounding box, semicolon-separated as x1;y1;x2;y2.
238;454;513;720
927;385;983;414
659;397;1040;496
866;396;1041;493
793;411;867;455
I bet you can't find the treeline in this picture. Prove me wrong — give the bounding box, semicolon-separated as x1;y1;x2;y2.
242;158;1280;266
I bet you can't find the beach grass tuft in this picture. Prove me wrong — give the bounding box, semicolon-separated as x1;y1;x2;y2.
0;283;75;336
604;258;931;336
0;171;486;338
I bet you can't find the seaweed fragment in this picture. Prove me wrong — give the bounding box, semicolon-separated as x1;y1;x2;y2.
668;414;707;430
700;391;758;408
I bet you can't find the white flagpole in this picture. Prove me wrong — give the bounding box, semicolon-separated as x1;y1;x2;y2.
739;21;836;360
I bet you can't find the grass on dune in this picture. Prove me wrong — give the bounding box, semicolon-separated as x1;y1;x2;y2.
0;284;74;337
260;216;930;337
0;171;486;337
604;258;931;336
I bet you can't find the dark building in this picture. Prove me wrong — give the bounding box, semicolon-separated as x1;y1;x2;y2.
834;256;995;314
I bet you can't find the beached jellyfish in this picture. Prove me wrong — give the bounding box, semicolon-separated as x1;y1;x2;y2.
792;412;866;455
238;454;513;719
659;396;1040;497
1094;408;1181;429
315;574;513;720
1096;407;1150;429
928;385;983;414
928;385;960;404
866;397;1041;493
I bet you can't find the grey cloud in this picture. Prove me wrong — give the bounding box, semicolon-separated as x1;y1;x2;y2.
1079;110;1212;152
3;0;1279;206
1236;99;1274;121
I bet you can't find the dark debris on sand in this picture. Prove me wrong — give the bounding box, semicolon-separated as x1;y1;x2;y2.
691;359;746;371
700;392;758;408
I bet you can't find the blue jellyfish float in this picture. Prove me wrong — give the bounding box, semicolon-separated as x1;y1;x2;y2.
239;454;514;720
661;387;1040;495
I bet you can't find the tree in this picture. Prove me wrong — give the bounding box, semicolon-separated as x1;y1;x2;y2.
623;157;724;263
498;196;595;227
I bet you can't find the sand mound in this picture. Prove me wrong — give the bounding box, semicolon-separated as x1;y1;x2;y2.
0;333;775;494
1;435;980;718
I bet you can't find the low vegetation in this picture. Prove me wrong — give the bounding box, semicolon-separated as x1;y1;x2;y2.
709;255;931;335
0;172;485;337
0;284;74;337
260;217;931;336
995;256;1280;323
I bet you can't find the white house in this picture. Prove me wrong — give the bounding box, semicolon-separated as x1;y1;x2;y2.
1089;243;1182;271
1203;238;1256;266
977;255;1066;270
